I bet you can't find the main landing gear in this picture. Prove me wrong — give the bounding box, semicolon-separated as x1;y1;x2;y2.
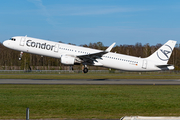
69;66;73;71
83;65;88;73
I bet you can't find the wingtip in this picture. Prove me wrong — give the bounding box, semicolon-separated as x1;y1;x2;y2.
105;42;116;52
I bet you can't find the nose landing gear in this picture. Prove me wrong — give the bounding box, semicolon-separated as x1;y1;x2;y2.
19;52;23;60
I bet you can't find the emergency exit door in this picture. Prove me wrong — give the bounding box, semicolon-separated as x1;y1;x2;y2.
54;44;59;52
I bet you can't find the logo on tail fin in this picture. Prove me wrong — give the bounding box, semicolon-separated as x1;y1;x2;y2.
157;45;172;61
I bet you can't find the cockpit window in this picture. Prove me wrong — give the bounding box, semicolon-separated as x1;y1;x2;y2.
9;38;16;41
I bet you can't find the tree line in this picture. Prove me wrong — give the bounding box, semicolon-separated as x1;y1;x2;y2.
0;41;180;70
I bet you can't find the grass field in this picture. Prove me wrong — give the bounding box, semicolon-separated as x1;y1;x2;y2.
1;85;180;119
0;71;180;79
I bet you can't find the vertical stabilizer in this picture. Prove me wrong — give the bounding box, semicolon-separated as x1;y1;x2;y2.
147;40;176;64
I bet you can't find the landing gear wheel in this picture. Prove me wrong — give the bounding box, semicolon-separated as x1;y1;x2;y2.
83;68;88;73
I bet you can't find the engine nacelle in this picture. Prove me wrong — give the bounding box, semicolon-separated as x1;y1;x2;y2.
61;55;75;65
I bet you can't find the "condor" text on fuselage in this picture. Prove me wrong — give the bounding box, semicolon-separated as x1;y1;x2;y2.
26;40;55;51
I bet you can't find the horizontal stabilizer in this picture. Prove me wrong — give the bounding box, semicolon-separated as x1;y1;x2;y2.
156;64;172;67
156;64;174;70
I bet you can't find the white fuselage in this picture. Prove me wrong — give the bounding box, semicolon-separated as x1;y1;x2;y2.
3;36;175;71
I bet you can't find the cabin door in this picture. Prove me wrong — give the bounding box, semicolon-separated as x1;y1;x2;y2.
142;60;147;69
20;37;26;46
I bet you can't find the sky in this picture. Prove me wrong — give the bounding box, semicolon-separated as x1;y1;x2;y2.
0;0;180;46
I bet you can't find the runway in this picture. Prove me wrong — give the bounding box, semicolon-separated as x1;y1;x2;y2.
0;79;180;85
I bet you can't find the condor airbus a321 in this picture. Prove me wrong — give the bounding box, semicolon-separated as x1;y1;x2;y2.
3;36;176;73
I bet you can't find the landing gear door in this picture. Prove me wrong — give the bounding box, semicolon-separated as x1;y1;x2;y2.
20;37;26;46
54;44;59;52
142;60;147;69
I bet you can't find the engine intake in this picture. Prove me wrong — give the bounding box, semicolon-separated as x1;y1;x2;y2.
61;55;75;65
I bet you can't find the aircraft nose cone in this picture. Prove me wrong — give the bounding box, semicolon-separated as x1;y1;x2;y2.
3;40;9;47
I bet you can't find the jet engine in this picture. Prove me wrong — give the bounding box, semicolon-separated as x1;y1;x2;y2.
61;55;75;65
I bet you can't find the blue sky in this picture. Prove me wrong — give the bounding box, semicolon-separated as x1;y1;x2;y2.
0;0;180;46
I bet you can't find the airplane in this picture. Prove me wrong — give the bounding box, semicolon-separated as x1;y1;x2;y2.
3;36;177;73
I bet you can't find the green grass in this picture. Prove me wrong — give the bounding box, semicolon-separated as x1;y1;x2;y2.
0;85;180;119
0;72;180;79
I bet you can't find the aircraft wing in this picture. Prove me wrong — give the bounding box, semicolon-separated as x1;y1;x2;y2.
77;42;115;64
77;51;108;64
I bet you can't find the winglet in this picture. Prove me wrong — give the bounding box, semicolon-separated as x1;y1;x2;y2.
105;42;116;52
